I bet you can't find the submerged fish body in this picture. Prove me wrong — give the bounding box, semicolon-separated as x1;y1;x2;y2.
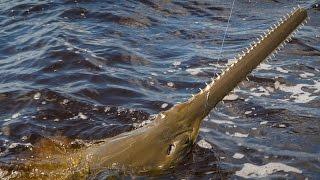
1;7;308;179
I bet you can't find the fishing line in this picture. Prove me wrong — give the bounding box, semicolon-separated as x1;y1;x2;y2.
215;1;236;179
218;0;236;61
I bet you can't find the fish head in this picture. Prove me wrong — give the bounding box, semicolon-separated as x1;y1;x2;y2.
144;99;207;170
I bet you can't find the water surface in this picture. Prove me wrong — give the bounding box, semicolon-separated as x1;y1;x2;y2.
0;0;319;179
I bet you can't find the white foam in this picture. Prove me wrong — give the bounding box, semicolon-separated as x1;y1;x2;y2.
299;72;315;78
200;127;211;133
104;106;111;112
276;67;289;73
62;99;69;105
133;119;152;128
257;63;272;70
234;132;249;138
278;124;287;128
197;139;212;149
33;92;41;100
260;121;268;125
167;82;174;87
274;81;281;90
78;112;88;120
235;162;302;178
161;103;168;109
8;142;32;149
210;119;235;125
223;94;239;101
151;72;158;76
11;113;21;119
266;86;275;93
276;81;319;103
251;86;271;97
233;153;245;159
226;131;249;138
172;61;181;66
186;67;203;75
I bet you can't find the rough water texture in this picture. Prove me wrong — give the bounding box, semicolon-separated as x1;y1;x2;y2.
0;0;319;179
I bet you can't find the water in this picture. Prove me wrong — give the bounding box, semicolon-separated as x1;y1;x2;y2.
0;0;319;179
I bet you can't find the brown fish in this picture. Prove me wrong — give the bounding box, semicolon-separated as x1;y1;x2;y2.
1;7;308;180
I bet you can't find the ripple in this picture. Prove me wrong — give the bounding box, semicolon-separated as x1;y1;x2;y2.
0;0;319;179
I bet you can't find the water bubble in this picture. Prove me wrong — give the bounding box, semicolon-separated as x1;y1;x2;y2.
62;99;69;104
260;121;268;125
233;153;245;159
197;139;212;149
167;82;174;87
78;112;88;120
161;103;168;109
173;61;181;66
12;112;21;119
33;92;41;100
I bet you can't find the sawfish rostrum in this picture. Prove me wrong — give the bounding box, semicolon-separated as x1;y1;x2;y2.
2;7;308;179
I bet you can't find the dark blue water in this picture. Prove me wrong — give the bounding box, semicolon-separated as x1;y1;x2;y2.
0;0;319;179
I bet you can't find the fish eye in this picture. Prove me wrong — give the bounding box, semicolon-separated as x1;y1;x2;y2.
167;143;176;155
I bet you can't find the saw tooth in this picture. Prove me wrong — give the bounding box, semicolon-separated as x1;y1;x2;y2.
269;28;274;33
286;13;290;18
277;21;281;26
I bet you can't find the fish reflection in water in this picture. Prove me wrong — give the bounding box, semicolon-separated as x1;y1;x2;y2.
0;0;319;179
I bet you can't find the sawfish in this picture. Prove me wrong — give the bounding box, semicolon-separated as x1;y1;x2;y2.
1;6;308;179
